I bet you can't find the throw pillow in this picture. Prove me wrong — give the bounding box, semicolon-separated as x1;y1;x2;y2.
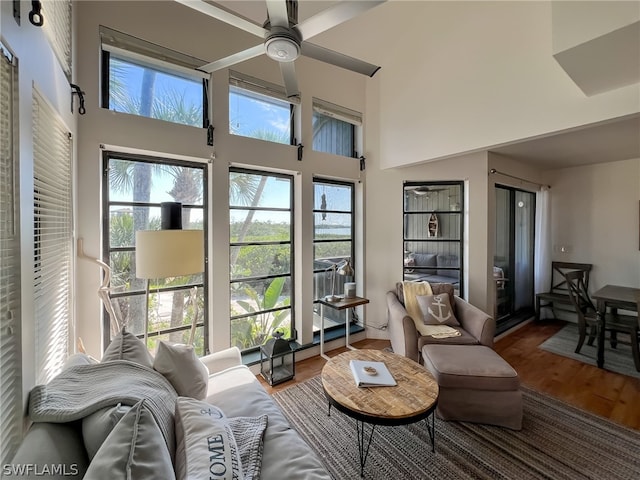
101;328;153;368
402;281;433;324
417;293;460;327
403;254;415;273
174;397;243;480
82;403;131;460
62;353;98;370
153;341;209;400
84;399;175;480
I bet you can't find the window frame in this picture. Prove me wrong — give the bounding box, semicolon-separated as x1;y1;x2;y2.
312;98;361;158
101;151;209;353
312;178;356;330
100;27;210;129
228;71;297;146
403;181;465;298
229;167;295;353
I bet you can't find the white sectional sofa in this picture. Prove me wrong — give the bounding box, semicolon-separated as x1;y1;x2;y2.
6;343;330;480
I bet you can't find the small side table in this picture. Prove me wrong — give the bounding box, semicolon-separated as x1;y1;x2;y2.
318;296;370;360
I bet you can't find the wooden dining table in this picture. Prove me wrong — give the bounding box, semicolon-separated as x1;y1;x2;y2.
591;285;640;368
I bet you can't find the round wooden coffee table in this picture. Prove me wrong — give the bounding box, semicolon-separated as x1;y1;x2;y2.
321;349;439;477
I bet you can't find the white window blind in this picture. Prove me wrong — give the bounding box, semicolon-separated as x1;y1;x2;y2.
230;70;301;106
0;43;22;465
312;98;362;126
100;25;208;79
42;0;72;77
33;89;73;386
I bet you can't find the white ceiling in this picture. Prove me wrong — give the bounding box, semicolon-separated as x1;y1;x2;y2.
489;114;640;170
213;1;640;170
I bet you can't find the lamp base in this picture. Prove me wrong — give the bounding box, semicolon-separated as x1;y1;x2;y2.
324;294;341;302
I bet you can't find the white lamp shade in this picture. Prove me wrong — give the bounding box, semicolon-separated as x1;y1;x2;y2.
135;230;204;279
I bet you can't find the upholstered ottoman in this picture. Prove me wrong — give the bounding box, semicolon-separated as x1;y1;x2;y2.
422;344;522;430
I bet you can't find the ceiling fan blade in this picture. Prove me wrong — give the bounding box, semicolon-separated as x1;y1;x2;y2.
174;0;267;38
296;0;386;41
301;42;380;77
280;61;300;98
198;44;265;73
265;0;289;28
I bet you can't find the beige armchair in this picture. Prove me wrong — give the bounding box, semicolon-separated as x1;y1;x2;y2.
386;282;495;363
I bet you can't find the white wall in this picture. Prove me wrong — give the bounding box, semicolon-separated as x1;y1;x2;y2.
545;158;640;291
363;74;492;337
319;1;639;168
552;1;640;53
1;1;76;402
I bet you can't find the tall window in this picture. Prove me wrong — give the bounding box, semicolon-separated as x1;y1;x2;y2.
42;0;72;78
33;90;73;385
100;26;209;128
229;71;296;145
103;153;208;354
403;182;464;297
312;98;361;157
0;42;22;466
313;179;355;328
229;168;294;351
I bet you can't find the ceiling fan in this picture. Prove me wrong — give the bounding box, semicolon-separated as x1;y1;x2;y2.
405;186;450;197
175;0;386;97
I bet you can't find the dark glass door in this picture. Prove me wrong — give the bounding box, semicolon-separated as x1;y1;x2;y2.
494;186;536;328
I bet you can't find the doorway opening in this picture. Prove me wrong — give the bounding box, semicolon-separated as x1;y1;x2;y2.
494;186;536;334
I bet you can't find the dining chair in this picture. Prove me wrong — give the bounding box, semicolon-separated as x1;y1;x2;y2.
565;270;640;371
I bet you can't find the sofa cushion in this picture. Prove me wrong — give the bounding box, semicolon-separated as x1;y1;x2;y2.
436;254;460;279
4;422;89;479
84;399;175;480
101;329;153;368
417;293;460;327
153;341;209;400
207;365;332;480
422;345;519;391
82;403;131;460
63;353;99;370
412;253;437;273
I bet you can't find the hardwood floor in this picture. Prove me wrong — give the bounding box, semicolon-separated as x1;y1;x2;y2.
495;320;640;430
258;322;640;431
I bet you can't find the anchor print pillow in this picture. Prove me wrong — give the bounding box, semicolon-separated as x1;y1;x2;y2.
416;293;460;327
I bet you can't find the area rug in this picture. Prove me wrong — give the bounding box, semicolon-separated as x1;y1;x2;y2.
539;323;640;380
272;376;640;480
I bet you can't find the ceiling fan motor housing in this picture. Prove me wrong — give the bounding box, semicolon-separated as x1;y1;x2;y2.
265;27;301;62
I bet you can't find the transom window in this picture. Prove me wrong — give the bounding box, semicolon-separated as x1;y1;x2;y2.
100;26;209;128
229;71;296;145
102;152;208;354
312;98;361;158
229;168;294;352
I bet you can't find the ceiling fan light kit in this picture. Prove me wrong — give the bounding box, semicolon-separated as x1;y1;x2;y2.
265;32;300;62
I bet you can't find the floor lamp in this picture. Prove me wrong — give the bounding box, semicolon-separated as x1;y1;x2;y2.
135;203;204;346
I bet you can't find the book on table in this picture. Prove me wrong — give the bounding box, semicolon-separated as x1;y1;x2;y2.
349;360;397;388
